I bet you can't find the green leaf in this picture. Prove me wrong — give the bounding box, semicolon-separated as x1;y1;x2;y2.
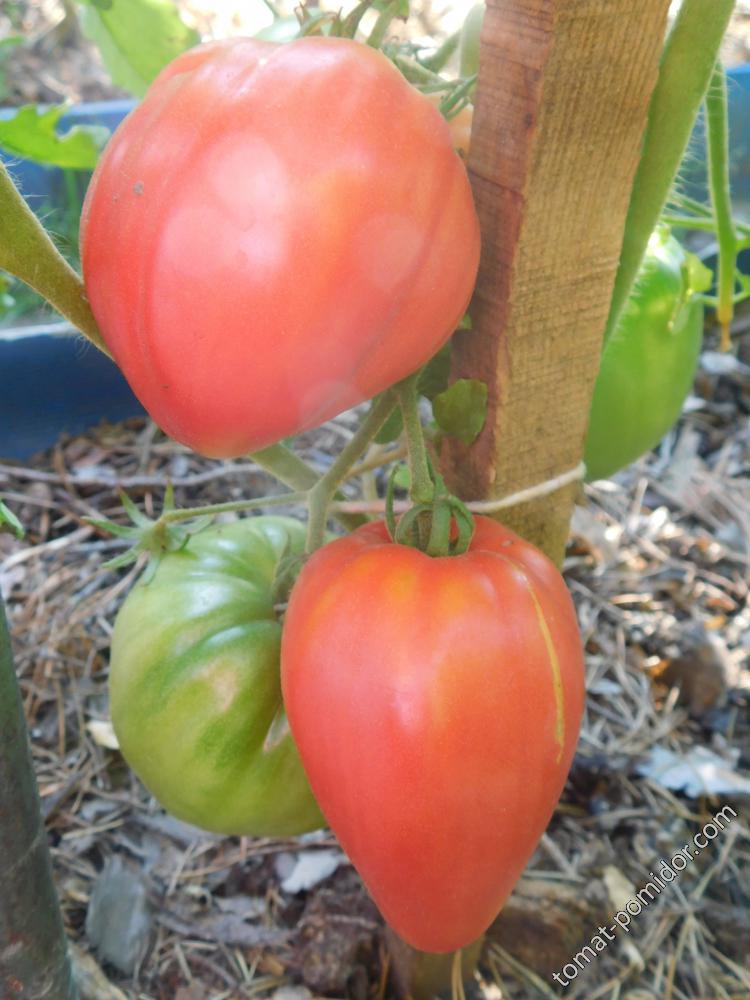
0;104;107;169
78;0;200;97
432;378;488;446
0;500;23;539
418;343;452;401
374;404;404;444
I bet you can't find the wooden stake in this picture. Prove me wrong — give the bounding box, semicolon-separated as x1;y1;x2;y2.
443;0;672;563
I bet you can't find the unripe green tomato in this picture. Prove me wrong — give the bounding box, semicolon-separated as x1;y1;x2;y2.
459;4;485;78
584;229;705;482
109;517;324;836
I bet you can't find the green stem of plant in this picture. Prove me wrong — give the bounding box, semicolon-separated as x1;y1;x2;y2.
251;442;366;531
340;0;371;39
251;444;321;491
660;215;719;233
669;191;715;218
0;598;79;999
391;52;446;86
440;75;476;117
420;30;460;72
706;60;737;352
160;490;310;525
0;162;108;356
306;392;396;553
396;375;434;506
349;441;408;479
366;1;402;49
604;0;734;345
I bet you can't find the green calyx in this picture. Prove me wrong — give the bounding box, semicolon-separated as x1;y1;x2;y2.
386;465;475;557
84;483;212;579
391;370;475;557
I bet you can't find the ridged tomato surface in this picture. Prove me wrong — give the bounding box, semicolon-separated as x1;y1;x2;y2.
281;516;585;953
110;517;323;836
81;37;480;458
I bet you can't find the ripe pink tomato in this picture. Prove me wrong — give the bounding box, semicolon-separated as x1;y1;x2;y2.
81;37;480;458
281;516;585;952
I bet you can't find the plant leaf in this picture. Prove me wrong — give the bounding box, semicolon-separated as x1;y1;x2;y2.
374;403;404;444
0;104;107;169
78;0;200;98
0;500;23;539
418;343;452;401
432;378;488;445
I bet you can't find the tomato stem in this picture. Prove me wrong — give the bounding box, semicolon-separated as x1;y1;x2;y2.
390;53;446;87
252;443;366;531
348;441;408;479
395;374;434;506
337;0;371;38
419;31;461;73
159;491;310;525
332;461;587;515
669;192;714;219
604;0;734;346
0;162;109;356
251;444;320;490
366;1;402;50
305;391;396;554
660;215;721;234
439;75;476;118
705;60;737;353
391;377;476;557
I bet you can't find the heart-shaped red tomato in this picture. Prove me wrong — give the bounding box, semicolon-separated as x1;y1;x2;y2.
281;516;585;952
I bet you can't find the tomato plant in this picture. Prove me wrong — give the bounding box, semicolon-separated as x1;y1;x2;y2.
80;36;480;459
281;516;585;953
584;228;706;481
0;2;741;994
110;516;323;836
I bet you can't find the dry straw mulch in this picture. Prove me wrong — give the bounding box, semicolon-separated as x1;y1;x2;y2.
1;351;749;1000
